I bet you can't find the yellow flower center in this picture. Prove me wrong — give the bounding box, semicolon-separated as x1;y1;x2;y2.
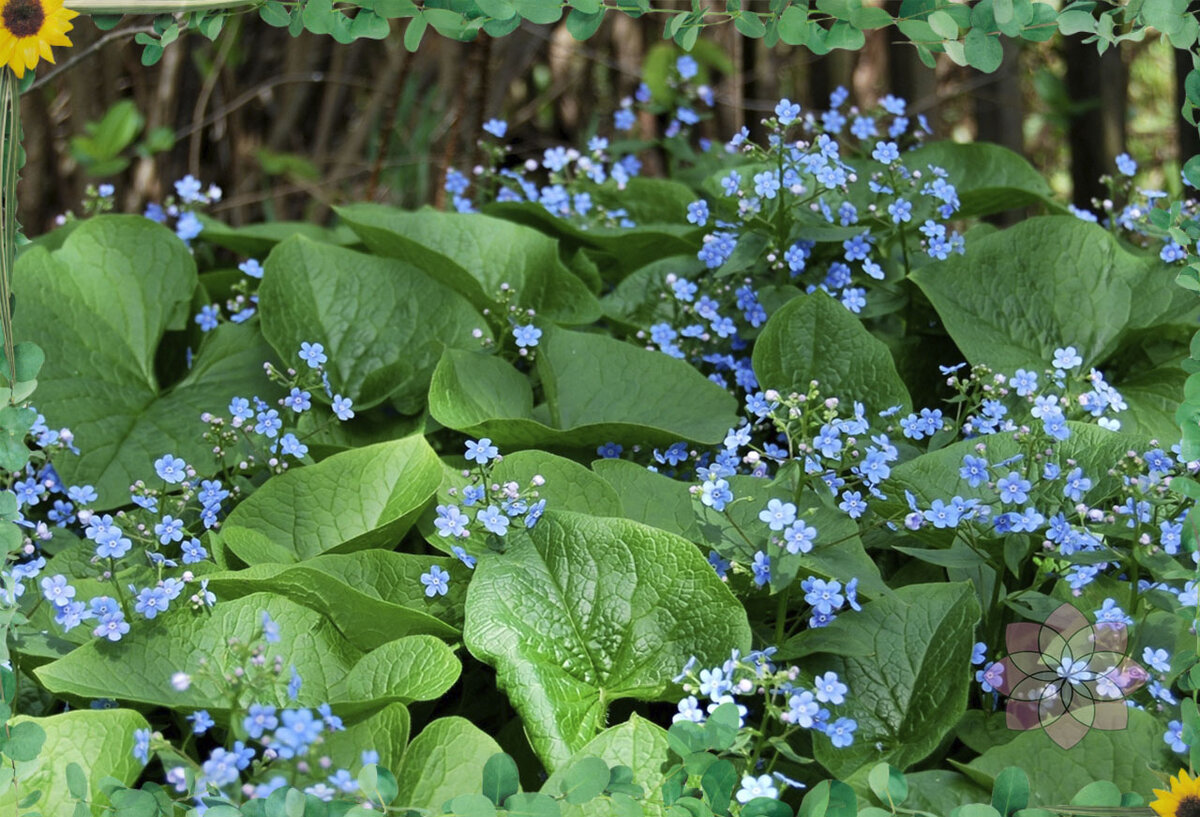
1178;795;1200;817
1;0;43;38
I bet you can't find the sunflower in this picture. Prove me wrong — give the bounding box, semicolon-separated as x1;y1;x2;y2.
0;0;76;79
1152;770;1200;817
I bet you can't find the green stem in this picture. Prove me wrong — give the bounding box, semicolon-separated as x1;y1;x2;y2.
0;70;17;391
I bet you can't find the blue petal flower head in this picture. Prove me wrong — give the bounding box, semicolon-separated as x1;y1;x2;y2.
464;438;499;465
482;118;507;138
597;442;623;459
826;717;857;748
331;395;355;421
512;324;542;348
701;479;733;512
299;341;327;368
421;565;450;597
872;140;900;163
133;728;151;763
175;175;203;203
451;545;477;569
751;552;771;587
154;455;187;484
194;304;219;332
676;54;698;79
477;505;510;536
707;550;730;578
1052;346;1083;370
239;259;264;279
175;212;203;243
774;98;801;126
1115;152;1137;177
434;504;470;538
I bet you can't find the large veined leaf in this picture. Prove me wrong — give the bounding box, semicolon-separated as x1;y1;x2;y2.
259;236;490;413
540;715;673;817
394;717;503;809
12;215;278;509
1117;364;1186;445
592;458;701;542
463;511;752;769
0;709;149;817
34;593;458;717
321;702;410;776
335;204;602;324
967;708;1174;803
221;435;442;565
429;326;739;449
327;634;461;716
809;582;981;779
753;291;911;414
491;450;624;517
203;550;468;651
910;216;1182;372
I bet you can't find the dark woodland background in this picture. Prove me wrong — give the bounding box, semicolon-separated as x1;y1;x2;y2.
17;7;1189;234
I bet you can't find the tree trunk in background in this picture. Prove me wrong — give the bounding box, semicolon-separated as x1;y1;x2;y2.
886;42;938;126
1064;37;1127;208
974;38;1025;225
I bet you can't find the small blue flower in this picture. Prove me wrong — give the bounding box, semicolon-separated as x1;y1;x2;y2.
451;546;476;569
971;642;988;665
482;118;507;138
826;717;857;748
195;304;220;332
154;515;185;545
421;565;450;597
597;442;623;459
175;212;203;243
255;409;282;438
464;438;499;464
996;472;1031;504
239;259;264;279
524;498;546;528
284;387;311;413
133;728;151;763
154;455;187;484
513;325;542;348
331;395;354;421
1052;346;1083;370
476;505;510;536
299;341;328;368
774;98;801;126
751;552;771;587
244;704;278;739
872;141;899;163
189;710;214;735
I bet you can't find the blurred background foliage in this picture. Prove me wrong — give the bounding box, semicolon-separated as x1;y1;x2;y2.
17;4;1189;234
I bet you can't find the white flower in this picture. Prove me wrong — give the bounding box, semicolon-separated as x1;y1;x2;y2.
736;774;779;803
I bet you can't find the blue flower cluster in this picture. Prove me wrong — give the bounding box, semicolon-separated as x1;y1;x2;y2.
139;613;381;807
430;437;548;591
672;647;857;798
7;342;369;645
142;174;221;246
